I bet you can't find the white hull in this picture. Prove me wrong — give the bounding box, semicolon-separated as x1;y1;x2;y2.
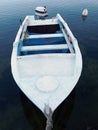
11;14;82;113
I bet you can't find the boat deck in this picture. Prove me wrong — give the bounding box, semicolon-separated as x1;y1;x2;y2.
17;54;75;79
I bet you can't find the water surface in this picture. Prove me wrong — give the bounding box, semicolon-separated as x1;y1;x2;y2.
0;0;98;130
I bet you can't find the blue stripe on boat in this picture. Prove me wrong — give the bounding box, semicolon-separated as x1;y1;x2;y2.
23;37;66;46
20;49;70;56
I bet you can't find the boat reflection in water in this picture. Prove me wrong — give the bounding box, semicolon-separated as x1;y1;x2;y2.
20;89;75;130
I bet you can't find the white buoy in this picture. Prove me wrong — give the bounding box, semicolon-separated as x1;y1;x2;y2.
82;8;88;16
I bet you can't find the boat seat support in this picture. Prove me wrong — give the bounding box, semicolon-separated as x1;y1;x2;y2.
25;33;64;39
21;44;68;52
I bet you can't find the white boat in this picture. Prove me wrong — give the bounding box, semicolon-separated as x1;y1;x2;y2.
35;6;48;17
82;8;88;16
11;13;82;114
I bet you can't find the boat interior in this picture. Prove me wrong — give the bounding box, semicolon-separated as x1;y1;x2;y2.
18;23;75;56
17;22;76;78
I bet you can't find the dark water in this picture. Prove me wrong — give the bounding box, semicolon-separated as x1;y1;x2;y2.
0;0;98;130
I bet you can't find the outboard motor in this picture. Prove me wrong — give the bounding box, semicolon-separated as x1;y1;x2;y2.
35;6;48;19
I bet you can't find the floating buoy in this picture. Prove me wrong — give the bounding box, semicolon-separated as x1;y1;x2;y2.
82;8;88;17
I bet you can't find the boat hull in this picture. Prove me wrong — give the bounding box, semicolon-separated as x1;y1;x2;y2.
11;14;82;113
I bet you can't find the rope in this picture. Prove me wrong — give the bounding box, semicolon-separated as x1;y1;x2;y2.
44;104;53;130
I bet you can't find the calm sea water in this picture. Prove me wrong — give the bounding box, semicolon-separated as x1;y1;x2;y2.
0;0;98;130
